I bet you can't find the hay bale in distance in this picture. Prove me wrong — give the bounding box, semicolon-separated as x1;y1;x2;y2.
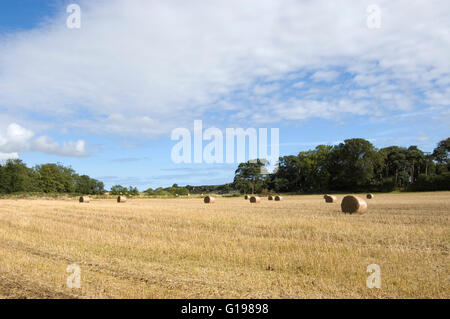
117;196;127;203
324;195;337;203
341;195;367;214
250;196;261;203
244;195;249;200
79;196;90;203
274;195;282;201
366;193;374;199
268;195;273;200
204;196;215;204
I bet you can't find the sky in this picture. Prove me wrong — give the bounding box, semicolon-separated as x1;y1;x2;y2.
0;0;449;190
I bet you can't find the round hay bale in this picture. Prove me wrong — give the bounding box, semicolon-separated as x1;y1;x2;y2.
244;195;249;200
268;195;273;200
324;195;337;203
79;196;90;203
274;195;283;201
250;196;261;203
204;196;215;204
117;196;127;203
366;193;374;199
341;195;367;214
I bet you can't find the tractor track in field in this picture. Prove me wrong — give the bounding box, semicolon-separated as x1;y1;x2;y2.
0;270;79;299
0;239;227;293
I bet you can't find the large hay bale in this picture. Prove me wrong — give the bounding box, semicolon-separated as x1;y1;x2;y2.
204;196;215;204
366;193;374;199
341;195;367;214
117;196;127;203
250;196;261;203
268;195;273;200
274;195;283;201
324;195;337;203
79;196;90;203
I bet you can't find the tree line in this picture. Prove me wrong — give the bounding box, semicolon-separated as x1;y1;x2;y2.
0;160;105;195
1;137;448;196
234;137;450;194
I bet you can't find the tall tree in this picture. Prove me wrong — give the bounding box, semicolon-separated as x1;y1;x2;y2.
407;146;425;183
380;146;409;187
234;159;266;194
74;174;105;195
270;155;302;192
328;139;382;191
0;159;34;193
433;138;450;174
35;163;75;193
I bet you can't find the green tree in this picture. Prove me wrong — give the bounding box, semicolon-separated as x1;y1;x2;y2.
35;163;75;193
380;146;409;188
167;186;189;196
271;155;302;192
74;175;105;195
433;137;450;164
433;137;450;174
128;186;139;196
406;146;425;183
110;185;128;195
0;159;35;193
234;159;267;194
328;139;382;191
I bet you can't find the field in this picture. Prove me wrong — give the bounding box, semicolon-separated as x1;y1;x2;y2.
0;192;448;299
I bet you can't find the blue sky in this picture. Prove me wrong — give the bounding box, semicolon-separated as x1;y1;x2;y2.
0;0;449;190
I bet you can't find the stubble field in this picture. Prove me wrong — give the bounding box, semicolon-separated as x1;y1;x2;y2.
0;192;448;299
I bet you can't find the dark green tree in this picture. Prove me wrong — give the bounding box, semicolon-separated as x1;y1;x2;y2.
74;174;105;195
110;185;129;195
35;163;75;193
327;139;383;191
406;146;425;183
128;186;139;196
380;146;409;187
433;138;450;174
234;159;267;194
0;159;35;193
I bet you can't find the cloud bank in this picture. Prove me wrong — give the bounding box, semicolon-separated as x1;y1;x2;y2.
0;0;448;140
0;123;88;159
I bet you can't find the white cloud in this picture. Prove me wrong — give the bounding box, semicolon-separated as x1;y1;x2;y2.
292;81;305;89
253;83;281;96
0;152;19;161
0;0;448;136
0;124;35;153
0;123;88;157
311;71;340;82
